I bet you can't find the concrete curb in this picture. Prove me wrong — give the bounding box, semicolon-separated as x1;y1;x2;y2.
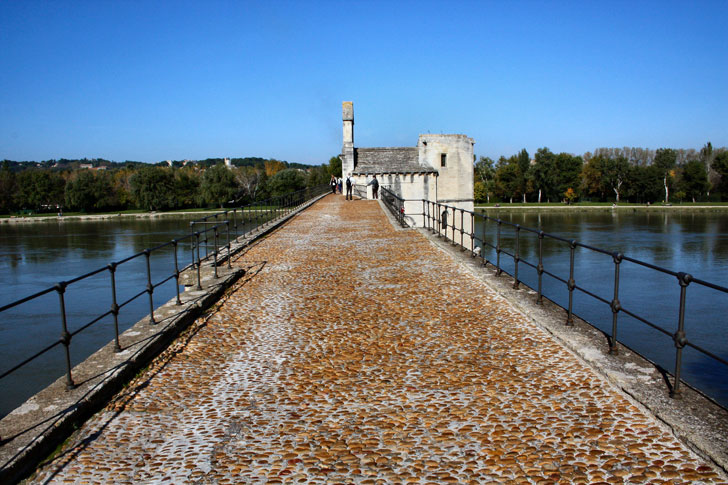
416;226;728;476
0;193;328;484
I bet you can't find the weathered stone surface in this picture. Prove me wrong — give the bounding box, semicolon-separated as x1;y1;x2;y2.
27;195;727;483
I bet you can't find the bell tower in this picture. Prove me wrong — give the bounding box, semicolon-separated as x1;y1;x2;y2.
341;101;355;176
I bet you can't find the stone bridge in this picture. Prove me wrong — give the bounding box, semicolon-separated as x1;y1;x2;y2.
18;196;728;482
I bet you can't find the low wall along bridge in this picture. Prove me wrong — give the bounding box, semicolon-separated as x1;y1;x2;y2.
1;192;727;483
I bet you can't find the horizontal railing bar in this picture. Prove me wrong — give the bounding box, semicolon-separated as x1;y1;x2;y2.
0;340;63;380
115;251;145;266
542;270;568;285
117;289;148;310
64;266;108;286
686;340;728;367
153;274;176;289
574;285;611;306
574;241;615;256
0;287;56;313
70;310;115;338
691;277;728;293
621;254;679;277
618;306;673;337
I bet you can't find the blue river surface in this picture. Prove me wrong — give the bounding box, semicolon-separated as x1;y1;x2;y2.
1;209;727;417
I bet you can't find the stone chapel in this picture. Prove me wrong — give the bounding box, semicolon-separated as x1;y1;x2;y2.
340;101;474;228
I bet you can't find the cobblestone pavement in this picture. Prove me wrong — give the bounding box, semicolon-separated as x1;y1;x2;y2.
31;196;725;484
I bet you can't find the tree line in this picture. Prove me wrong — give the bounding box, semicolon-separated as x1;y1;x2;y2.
0;156;342;214
475;143;728;204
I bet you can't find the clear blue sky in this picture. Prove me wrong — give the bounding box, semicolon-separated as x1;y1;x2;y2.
1;1;726;165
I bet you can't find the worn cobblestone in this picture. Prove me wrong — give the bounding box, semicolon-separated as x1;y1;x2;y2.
30;195;725;483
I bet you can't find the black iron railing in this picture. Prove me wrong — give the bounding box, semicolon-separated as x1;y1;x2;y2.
0;184;328;397
352;183;367;199
418;199;728;403
380;187;406;227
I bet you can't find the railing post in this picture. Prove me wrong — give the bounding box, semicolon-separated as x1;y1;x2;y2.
173;240;182;305
470;212;475;256
203;228;209;259
609;252;623;354
108;264;122;352
566;240;576;326
233;209;238;239
496;220;502;276
513;225;520;289
56;282;76;390
451;206;456;243
190;221;195;269
460;209;464;248
481;214;486;266
537;231;544;304
144;249;156;324
226;221;232;268
671;272;692;398
213;227;219;279
422;200;426;229
195;232;202;290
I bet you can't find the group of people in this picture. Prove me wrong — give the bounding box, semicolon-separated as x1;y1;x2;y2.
329;174;379;200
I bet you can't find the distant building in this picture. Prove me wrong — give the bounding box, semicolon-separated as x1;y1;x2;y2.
340;101;474;230
79;163;93;169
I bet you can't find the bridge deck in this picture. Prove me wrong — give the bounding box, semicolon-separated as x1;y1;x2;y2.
31;195;723;483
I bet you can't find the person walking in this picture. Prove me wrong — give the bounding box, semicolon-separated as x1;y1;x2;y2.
345;173;353;200
330;175;337;194
337;177;342;194
367;175;379;199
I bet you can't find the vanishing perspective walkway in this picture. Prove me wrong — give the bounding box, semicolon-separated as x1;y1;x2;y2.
31;195;724;483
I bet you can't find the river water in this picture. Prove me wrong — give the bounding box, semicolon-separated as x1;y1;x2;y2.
1;209;727;417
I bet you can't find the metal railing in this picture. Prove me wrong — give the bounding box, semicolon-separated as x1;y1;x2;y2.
0;184;329;399
418;199;728;403
352;183;367;199
380;187;406;227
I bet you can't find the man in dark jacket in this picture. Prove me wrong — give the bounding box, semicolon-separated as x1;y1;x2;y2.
367;175;379;199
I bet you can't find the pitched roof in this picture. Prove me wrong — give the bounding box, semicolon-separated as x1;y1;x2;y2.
352;147;435;175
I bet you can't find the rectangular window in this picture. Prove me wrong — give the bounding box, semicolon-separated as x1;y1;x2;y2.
441;153;447;167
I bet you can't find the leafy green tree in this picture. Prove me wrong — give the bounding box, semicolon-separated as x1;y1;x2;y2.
627;165;663;203
65;170;98;211
654;148;677;203
173;168;201;208
554;153;583;201
494;156;521;203
531;148;558;202
200;164;238;208
603;156;630;202
327;156;342;178
307;165;330;188
711;151;728;199
14;169;65;211
130;165;175;211
516;149;531;202
679;160;709;202
474;156;495;203
581;155;605;200
0;161;17;214
268;168;306;198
